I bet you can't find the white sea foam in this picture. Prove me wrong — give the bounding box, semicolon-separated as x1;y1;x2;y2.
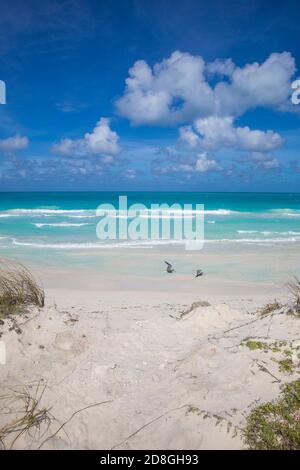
94;208;235;220
208;237;300;244
142;208;233;216
270;208;300;213
11;238;183;249
10;234;300;250
269;208;300;217
1;206;300;219
66;215;96;219
9;208;92;215
237;230;300;236
237;230;259;234
33;222;93;228
0;209;95;219
0;207;236;219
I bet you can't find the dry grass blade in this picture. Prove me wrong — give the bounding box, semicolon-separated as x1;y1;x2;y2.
0;259;45;319
38;399;113;450
0;381;51;449
287;276;300;316
258;300;282;317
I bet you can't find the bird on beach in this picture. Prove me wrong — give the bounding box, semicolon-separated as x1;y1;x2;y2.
195;269;203;278
164;261;175;273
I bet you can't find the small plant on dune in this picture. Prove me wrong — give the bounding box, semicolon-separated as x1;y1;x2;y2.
243;340;268;351
0;381;51;449
0;260;45;319
287;277;300;317
243;379;300;450
277;358;295;374
258;300;282;317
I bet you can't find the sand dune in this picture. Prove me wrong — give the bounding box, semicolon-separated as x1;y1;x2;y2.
0;286;299;450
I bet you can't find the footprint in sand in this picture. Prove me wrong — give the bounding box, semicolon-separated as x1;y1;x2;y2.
54;331;87;355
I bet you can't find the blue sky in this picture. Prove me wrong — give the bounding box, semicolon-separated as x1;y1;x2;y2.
0;0;300;191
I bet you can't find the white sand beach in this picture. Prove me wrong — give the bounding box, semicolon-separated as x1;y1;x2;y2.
1;259;299;450
2;0;300;454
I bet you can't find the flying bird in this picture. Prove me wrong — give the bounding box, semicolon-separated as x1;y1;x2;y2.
164;261;175;273
195;269;203;278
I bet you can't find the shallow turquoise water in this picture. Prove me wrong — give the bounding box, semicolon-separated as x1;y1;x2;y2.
0;192;300;268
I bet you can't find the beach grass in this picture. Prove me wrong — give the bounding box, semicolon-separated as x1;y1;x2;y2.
287;277;300;317
0;260;45;319
0;381;51;449
258;300;282;317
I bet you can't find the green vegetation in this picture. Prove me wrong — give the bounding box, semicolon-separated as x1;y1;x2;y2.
242;339;288;353
277;358;294;374
243;340;268;351
243;379;300;450
241;337;300;374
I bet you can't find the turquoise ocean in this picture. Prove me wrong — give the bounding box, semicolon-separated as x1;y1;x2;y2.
0;192;300;272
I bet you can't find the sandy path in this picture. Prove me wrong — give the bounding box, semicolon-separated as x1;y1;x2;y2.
1;287;299;450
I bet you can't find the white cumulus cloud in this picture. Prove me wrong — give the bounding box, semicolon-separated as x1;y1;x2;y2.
214;52;296;116
247;152;280;170
0;135;29;152
188;116;283;152
53;118;120;158
179;125;200;148
154;152;220;175
206;58;236;77
194;152;220;172
116;51;214;125
116;51;296;125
